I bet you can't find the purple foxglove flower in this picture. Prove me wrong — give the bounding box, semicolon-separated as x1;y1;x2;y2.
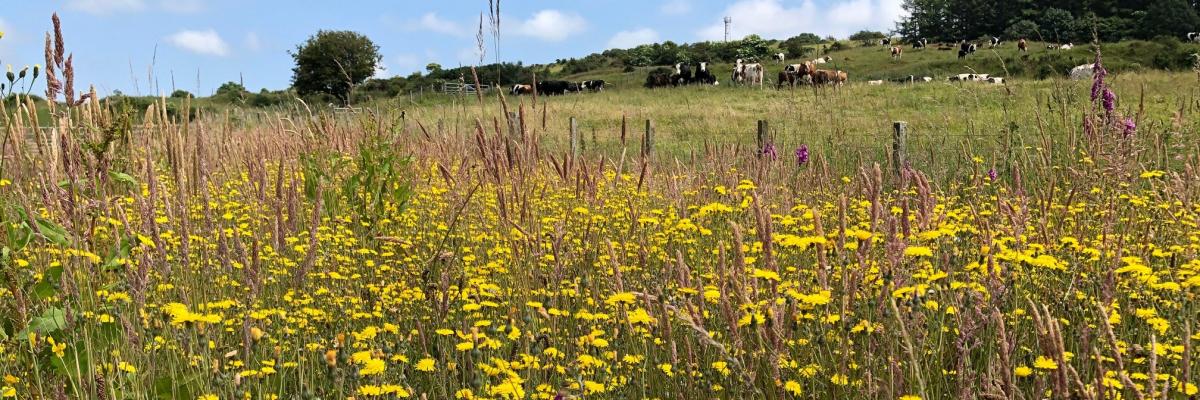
794;145;809;166
987;168;997;181
1122;117;1136;138
762;142;778;160
1101;88;1116;114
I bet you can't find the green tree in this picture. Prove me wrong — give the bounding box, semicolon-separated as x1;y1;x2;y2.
425;63;442;73
850;30;887;43
215;81;247;100
1039;8;1076;42
735;34;770;62
1004;19;1040;40
170;89;193;98
290;30;381;105
1141;0;1200;38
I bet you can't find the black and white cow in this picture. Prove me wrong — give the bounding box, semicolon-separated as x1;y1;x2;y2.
693;62;718;85
880;38;891;46
957;41;977;58
912;38;928;49
989;36;1001;48
672;63;694;86
1189;32;1200;42
580;80;606;92
775;52;786;63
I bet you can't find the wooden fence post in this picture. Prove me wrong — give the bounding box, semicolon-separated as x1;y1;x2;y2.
569;117;580;158
892;121;907;178
756;120;768;157
642;119;654;158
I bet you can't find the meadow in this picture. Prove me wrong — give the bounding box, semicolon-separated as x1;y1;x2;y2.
2;41;1200;400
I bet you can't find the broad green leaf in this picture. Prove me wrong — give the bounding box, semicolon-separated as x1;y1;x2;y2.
109;171;138;186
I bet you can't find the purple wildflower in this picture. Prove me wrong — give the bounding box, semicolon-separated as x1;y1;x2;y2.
1101;88;1116;115
1083;115;1095;137
761;142;778;160
987;168;998;181
794;145;809;166
1091;52;1108;102
1122;117;1136;138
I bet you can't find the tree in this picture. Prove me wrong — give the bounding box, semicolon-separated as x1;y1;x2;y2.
850;30;887;44
425;63;442;73
781;33;822;57
290;30;381;105
1039;8;1076;42
1004;19;1040;40
735;34;770;62
170;89;193;98
215;81;247;100
1141;0;1200;38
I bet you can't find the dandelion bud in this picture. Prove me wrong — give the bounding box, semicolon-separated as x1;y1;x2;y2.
18;67;26;80
324;349;338;368
33;65;39;79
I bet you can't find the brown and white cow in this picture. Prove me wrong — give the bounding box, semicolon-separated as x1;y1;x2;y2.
510;84;533;95
1018;38;1027;52
891;46;903;60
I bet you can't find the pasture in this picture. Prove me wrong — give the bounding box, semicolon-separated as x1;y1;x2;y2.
2;41;1200;400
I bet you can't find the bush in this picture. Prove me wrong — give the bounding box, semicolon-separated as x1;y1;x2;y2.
1004;20;1040;40
170;90;193;99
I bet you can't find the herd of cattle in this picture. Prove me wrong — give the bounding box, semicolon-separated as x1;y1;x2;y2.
505;35;1200;96
510;80;607;96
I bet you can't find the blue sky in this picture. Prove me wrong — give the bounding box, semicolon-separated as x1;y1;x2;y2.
0;0;905;96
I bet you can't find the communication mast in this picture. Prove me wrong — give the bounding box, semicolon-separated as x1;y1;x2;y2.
723;16;732;42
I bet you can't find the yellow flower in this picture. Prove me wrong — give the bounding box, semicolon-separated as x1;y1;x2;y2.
47;337;66;358
0;377;14;385
117;362;136;374
712;361;730;376
1;387;15;398
197;395;219;400
899;396;922;400
358;358;386;376
416;357;437;372
1014;366;1033;377
1033;356;1057;370
831;373;849;385
658;363;674;377
605;292;636;305
784;380;803;395
1139;170;1165;179
903;246;933;257
751;268;780;281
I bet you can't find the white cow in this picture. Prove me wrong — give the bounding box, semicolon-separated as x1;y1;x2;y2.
1069;64;1095;80
1059;43;1074;50
775;52;786;63
867;80;884;85
811;56;831;64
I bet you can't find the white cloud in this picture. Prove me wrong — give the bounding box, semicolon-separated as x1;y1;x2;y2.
166;29;229;56
697;0;907;41
243;32;261;51
660;0;692;15
514;10;587;42
67;0;146;14
160;0;204;13
607;28;660;49
408;13;468;37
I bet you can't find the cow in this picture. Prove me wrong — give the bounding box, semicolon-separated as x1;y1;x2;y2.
1060;43;1074;50
1189;32;1200;42
811;56;831;64
693;62;719;85
891;46;903;60
672;63;694;86
1018;38;1028;52
867;80;884;85
645;67;675;88
581;80;606;92
510;84;533;95
1069;64;1095;80
732;59;763;87
989;36;1001;48
834;70;848;85
986;77;1005;84
880;38;891;47
958;41;977;58
811;69;845;86
775;52;786;63
913;38;928;49
777;71;796;88
566;82;583;93
537;80;572;95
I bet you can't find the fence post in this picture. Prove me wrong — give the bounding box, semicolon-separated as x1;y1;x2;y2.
892;121;907;178
756;120;768;157
642;119;654;158
569;117;580;158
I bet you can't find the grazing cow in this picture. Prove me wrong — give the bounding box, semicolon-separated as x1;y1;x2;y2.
1189;32;1200;42
811;56;831;64
811;69;835;85
693;62;719;85
989;36;1001;48
880;38;891;46
867;80;884;85
672;63;694;86
1069;64;1095;80
537;80;573;95
581;80;606;92
835;70;848;85
1055;43;1074;50
913;38;928;49
891;46;903;60
922;76;933;82
775;52;786;63
986;77;1005;84
1018;38;1028;52
958;41;977;58
567;82;583;93
510;84;533;95
777;71;796;88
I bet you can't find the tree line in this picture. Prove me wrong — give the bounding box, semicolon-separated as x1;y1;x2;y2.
896;0;1200;43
